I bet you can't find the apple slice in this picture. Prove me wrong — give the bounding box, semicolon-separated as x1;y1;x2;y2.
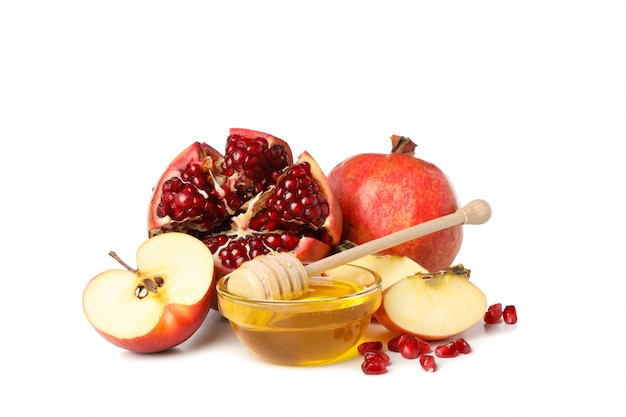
326;242;428;290
342;254;428;291
82;232;215;353
374;265;486;340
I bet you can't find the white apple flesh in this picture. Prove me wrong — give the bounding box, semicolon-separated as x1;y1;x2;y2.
374;266;487;340
82;232;215;353
328;253;428;292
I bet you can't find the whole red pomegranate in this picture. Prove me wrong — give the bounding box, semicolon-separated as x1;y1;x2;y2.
327;136;461;272
148;128;342;278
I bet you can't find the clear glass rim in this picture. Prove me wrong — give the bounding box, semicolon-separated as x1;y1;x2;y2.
216;263;381;305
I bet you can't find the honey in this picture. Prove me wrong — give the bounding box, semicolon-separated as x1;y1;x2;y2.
217;274;382;366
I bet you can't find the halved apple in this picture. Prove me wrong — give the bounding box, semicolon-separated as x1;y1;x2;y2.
82;232;215;353
374;265;487;340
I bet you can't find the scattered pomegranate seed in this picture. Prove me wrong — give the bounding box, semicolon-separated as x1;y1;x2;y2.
387;334;403;352
399;335;423;359
503;305;518;324
358;341;383;355
484;302;503;324
387;333;431;357
435;341;459;358
369;299;517;374
417;339;432;354
455;338;471;354
361;357;388;375
419;355;437;372
364;351;391;366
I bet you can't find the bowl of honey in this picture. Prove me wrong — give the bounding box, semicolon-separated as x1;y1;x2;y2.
216;264;382;366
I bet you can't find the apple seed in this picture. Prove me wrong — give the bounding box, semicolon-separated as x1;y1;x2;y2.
109;251;165;299
134;285;149;299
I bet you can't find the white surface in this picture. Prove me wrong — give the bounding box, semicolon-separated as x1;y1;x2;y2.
2;1;625;415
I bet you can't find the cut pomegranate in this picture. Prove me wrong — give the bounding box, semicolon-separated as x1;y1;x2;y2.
434;341;459;358
148;128;342;280
503;305;518;324
455;337;471;354
484;302;503;324
358;341;383;355
419;355;437;372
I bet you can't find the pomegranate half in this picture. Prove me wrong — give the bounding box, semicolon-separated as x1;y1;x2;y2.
148;128;342;279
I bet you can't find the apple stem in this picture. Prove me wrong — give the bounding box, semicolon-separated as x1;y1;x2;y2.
108;251;164;299
108;251;138;273
425;264;471;280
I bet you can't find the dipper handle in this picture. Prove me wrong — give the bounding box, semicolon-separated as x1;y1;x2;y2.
304;199;491;277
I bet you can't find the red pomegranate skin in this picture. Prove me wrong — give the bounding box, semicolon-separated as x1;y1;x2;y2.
327;152;462;272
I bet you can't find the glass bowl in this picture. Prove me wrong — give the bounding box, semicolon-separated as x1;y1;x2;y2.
216;264;382;366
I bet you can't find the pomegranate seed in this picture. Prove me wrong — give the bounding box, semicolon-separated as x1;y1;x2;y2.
503;305;518;324
283;177;299;190
417;339;432;354
263;234;281;249
388;334;430;356
280;232;300;250
361;358;388;375
387;334;403;352
455;338;471;354
364;351;391;366
399;335;422;359
358;341;383;355
289;201;305;217
246;140;264;155
419;355;437;372
301;195;318;207
435;341;459;358
484;302;503;324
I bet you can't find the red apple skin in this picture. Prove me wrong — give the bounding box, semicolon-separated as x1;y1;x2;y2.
328;152;461;272
92;289;213;354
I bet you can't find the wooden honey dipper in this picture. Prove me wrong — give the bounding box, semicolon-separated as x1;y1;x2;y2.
224;199;492;300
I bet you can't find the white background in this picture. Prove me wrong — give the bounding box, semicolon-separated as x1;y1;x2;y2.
2;0;625;415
